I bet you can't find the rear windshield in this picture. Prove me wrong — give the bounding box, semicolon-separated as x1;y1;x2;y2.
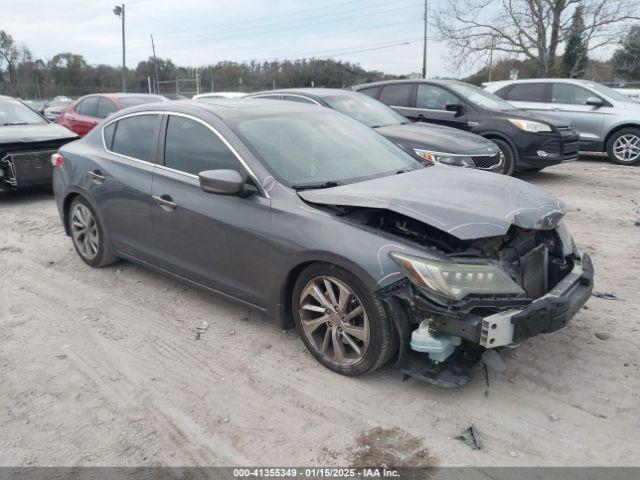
117;96;165;108
0;98;47;125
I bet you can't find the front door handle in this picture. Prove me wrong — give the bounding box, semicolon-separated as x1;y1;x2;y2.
88;169;105;183
153;194;177;212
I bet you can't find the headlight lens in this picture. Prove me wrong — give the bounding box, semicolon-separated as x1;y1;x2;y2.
391;252;525;301
413;149;476;168
508;119;552;133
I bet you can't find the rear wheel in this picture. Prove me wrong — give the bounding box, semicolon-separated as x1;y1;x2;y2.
292;263;395;376
491;139;516;175
68;197;117;267
607;128;640;165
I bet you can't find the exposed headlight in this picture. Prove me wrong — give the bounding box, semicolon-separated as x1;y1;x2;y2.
508;119;552;133
413;149;476;168
391;252;525;301
556;220;575;257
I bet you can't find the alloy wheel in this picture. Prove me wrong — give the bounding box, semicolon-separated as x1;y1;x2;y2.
298;275;370;366
612;134;640;163
70;203;100;261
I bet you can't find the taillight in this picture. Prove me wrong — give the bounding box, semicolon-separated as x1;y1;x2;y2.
51;153;64;167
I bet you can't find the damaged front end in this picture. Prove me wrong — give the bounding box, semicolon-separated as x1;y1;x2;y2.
360;209;594;388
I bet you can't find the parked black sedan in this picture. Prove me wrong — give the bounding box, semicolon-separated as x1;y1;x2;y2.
52;99;593;387
1;95;77;191
353;79;580;175
244;88;503;171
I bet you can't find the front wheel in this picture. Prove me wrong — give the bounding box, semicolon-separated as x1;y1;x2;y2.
292;263;396;376
490;139;516;175
607;128;640;165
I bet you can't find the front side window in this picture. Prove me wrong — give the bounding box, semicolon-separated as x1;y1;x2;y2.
323;93;406;128
505;83;547;102
416;84;460;110
357;86;380;99
232;110;422;187
552;83;595;105
76;97;99;116
0;98;46;125
109;114;160;162
164;115;240;175
378;84;413;107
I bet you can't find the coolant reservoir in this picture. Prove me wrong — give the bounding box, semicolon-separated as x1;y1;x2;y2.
410;320;462;363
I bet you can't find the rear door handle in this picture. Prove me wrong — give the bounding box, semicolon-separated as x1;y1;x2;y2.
88;169;105;183
153;194;177;212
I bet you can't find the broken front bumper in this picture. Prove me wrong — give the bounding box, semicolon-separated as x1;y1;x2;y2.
480;252;593;347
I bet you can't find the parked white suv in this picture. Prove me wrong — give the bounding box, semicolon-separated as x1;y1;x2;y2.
485;79;640;165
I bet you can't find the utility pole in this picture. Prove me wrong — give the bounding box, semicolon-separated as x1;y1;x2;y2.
113;4;126;92
150;34;159;93
421;0;428;79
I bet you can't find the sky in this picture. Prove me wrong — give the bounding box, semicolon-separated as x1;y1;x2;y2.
2;0;461;77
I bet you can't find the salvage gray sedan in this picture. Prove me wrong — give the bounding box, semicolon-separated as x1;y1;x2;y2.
52;99;593;387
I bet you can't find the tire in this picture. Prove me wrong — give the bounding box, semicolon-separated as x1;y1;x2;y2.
68;196;118;268
292;263;396;376
606;128;640;166
490;139;516;175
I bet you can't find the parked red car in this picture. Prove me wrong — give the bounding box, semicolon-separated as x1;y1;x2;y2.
57;93;166;136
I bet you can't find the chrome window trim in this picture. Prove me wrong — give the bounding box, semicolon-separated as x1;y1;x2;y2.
251;93;322;106
101;110;268;197
394;106;456;114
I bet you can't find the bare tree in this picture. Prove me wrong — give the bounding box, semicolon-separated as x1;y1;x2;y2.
0;30;19;83
434;0;640;77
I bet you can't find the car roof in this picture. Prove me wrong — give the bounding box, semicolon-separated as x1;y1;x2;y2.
353;78;466;90
78;93;166;100
116;98;330;121
251;88;353;99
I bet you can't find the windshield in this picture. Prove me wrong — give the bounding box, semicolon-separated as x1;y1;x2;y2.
0;98;47;125
323;93;406;128
117;96;165;108
449;82;516;111
232;110;422;186
585;82;632;103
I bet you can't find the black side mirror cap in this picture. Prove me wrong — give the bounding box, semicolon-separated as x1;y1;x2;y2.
445;103;465;115
199;169;254;197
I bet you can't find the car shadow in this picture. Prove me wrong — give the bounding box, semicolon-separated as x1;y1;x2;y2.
0;186;54;206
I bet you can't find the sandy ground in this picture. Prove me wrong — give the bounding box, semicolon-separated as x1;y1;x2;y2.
1;158;639;468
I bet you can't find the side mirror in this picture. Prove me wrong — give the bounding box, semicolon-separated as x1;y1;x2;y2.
586;97;603;107
445;103;465;116
199;169;255;197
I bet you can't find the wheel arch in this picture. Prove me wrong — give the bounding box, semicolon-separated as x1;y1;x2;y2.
61;188;101;236
480;131;520;160
604;123;640;148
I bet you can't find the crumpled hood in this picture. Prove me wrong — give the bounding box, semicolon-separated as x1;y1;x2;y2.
0;123;77;145
376;122;498;155
298;165;565;240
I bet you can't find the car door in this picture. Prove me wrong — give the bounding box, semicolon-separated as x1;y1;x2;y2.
411;83;468;130
377;83;417;120
151;113;271;307
546;83;605;146
69;97;100;136
92;112;162;263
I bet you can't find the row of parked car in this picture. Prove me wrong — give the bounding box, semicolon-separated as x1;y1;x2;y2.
4;79;616;386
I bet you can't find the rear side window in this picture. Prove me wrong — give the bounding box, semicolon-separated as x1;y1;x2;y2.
416;84;459;110
164;115;240;175
96;97;117;118
379;84;413;107
76;97;99;116
551;83;593;105
109;114;160;162
103;122;116;150
357;86;380;98
283;95;316;104
505;83;547;102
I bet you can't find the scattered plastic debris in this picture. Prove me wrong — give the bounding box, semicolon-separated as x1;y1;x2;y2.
482;349;507;373
457;425;481;450
592;291;618;300
195;321;209;340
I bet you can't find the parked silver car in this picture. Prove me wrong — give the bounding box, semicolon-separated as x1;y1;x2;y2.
485;79;640;165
